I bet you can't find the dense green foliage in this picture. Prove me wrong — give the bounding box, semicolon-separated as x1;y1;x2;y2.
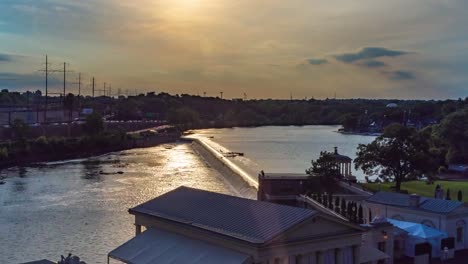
306;151;341;178
437;109;468;163
355;123;439;191
1;89;467;130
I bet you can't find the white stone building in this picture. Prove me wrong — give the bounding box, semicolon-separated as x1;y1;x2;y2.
363;192;468;251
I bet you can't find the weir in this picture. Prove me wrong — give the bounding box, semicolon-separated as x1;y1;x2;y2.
184;136;258;199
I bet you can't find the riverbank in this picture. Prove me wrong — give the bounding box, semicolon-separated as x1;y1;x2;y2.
0;132;180;170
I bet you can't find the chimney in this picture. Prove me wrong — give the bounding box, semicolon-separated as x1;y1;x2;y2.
409;194;420;207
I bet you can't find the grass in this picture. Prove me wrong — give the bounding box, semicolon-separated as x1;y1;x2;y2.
362;180;468;202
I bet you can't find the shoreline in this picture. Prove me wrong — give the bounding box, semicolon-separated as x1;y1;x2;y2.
335;130;381;136
0;134;180;170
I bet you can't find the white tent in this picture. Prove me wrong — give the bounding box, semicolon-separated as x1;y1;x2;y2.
108;228;251;264
387;218;448;257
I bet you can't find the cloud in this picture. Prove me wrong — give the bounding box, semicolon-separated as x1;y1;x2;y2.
386;70;415;80
335;47;408;63
0;53;13;62
0;72;61;90
307;58;327;65
360;60;385;68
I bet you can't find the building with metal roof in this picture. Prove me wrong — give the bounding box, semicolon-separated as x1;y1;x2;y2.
109;186;366;264
363;191;468;251
20;260;55;264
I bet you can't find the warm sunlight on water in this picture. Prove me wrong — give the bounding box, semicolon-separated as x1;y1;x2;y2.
192;125;376;181
0;143;235;264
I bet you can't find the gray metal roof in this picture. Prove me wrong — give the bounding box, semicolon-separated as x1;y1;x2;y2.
109;227;250;264
366;192;463;214
129;186;317;244
20;260;55;264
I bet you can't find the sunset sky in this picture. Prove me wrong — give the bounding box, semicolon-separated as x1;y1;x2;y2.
0;0;467;99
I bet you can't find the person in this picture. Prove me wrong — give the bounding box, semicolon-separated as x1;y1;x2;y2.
65;253;72;264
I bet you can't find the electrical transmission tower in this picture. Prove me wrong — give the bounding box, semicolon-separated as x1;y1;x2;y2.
37;55;63;122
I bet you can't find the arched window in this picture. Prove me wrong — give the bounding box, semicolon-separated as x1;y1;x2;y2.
421;219;436;228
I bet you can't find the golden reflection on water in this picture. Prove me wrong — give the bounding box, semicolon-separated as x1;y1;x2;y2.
0;143;234;263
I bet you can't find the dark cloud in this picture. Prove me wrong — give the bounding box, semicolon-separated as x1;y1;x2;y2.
0;53;13;62
387;70;415;80
0;72;61;90
307;58;327;65
335;47;408;63
360;60;385;68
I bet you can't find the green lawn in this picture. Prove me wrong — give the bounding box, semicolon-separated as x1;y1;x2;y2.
362;181;468;202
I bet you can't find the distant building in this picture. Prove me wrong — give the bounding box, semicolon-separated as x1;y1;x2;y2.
109;186;365;264
386;103;398;108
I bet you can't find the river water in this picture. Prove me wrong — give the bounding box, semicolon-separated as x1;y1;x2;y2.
0;125;374;263
0;144;238;264
192;125;375;180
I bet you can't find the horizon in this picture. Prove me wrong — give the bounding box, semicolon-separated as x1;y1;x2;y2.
1;1;468;99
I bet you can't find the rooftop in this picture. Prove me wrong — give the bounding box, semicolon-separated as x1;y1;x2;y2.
366;191;464;214
129;186;317;244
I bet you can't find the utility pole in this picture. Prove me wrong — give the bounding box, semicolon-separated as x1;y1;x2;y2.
63;62;66;97
108;84;112;97
45;55;49;122
220;91;223;99
77;73;81;97
37;55;52;123
243;93;247;100
92;77;95;98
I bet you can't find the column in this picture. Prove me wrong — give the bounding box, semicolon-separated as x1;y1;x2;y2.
352;245;360;264
135;224;142;235
335;248;343;264
316;251;324;264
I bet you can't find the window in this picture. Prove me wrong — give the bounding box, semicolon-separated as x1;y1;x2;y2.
394;240;400;251
378;241;386;252
457;227;464;243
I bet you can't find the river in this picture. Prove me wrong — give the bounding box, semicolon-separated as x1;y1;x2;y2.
192;125;375;180
0;125;374;263
0;144;238;264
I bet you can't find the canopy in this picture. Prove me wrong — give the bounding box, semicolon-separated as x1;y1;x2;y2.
387;219;446;239
387;218;448;257
359;246;389;263
109;228;250;264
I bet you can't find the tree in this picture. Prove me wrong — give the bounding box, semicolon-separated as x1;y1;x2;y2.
458;190;463;202
11;119;29;140
446;189;451;200
438;109;468;164
355;123;438;192
341;114;359;131
83;112;104;135
306;151;341;179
